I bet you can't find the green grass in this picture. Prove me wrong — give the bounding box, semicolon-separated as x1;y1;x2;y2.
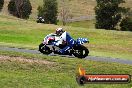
58;20;95;29
0;15;132;60
0;50;132;88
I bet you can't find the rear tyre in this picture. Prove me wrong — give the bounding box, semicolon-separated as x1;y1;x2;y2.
73;45;89;58
39;43;52;54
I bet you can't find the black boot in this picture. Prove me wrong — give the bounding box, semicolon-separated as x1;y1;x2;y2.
64;51;72;56
54;50;63;54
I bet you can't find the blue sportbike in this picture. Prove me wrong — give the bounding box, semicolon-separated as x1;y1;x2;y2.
39;33;89;58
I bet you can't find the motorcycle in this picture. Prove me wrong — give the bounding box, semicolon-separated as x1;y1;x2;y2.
36;16;45;23
39;33;89;58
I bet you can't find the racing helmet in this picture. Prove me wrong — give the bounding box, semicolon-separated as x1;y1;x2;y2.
55;28;64;36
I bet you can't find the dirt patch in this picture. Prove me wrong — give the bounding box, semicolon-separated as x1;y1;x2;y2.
0;55;54;65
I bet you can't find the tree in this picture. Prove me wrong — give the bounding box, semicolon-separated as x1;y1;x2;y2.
95;0;126;30
59;0;71;26
37;6;44;17
38;0;58;24
120;8;132;31
120;17;132;31
8;0;32;19
0;0;4;12
8;0;16;16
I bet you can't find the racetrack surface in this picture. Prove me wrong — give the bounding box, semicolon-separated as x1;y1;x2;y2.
0;47;132;65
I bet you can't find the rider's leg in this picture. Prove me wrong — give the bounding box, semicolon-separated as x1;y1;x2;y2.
59;39;75;54
59;46;70;54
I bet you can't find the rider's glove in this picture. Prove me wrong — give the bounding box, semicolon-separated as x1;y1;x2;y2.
52;42;56;46
52;42;59;46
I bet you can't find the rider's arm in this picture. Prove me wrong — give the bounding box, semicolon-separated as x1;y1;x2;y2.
54;32;67;46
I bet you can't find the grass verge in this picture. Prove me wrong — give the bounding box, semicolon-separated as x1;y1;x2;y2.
0;50;132;88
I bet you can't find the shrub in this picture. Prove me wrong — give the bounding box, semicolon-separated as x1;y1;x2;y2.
37;0;58;24
120;17;132;31
8;0;32;19
95;0;126;30
0;0;4;12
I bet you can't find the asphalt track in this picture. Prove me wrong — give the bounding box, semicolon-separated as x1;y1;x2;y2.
0;47;132;65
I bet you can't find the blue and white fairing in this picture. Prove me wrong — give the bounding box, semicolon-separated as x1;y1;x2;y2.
76;38;89;45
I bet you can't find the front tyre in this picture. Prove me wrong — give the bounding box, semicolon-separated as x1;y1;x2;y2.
39;43;52;54
73;45;89;58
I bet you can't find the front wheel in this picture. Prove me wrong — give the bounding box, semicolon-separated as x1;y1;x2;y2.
39;43;52;54
73;45;89;58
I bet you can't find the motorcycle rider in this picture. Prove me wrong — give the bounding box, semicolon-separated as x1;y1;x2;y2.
54;28;75;54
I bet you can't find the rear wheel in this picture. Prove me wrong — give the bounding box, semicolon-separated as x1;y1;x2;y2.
39;43;52;54
73;45;89;58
